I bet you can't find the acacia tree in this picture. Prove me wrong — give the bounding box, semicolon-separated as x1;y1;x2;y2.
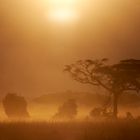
64;59;140;118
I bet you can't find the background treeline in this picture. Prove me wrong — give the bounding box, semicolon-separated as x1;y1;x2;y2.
32;91;140;108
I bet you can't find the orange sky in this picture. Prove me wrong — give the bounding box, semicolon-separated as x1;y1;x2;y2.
0;0;140;97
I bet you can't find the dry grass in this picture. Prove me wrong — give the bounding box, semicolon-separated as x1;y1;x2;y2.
0;120;140;140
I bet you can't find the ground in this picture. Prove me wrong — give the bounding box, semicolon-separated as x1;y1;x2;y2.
0;120;140;140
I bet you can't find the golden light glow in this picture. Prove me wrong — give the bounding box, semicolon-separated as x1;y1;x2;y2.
47;0;79;22
48;0;76;6
48;9;78;22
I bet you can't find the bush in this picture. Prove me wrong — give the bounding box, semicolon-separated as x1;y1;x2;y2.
3;93;29;119
53;99;78;120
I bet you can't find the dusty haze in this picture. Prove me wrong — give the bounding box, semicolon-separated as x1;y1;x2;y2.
0;0;140;97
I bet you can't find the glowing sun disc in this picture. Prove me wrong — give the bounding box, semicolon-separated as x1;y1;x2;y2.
48;9;78;22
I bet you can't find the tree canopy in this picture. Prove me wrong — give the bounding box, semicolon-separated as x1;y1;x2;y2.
64;59;140;118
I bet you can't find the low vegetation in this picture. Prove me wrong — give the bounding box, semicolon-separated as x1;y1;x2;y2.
0;120;140;140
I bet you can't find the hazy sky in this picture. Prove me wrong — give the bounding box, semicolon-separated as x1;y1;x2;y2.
0;0;140;97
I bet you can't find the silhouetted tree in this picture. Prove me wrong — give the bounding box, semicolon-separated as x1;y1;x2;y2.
90;107;103;117
53;99;77;120
64;59;140;118
3;93;29;119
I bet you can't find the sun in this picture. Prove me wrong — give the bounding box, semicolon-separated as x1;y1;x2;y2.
48;8;78;22
47;0;79;23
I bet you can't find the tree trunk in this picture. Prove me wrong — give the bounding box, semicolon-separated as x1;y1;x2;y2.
113;93;118;119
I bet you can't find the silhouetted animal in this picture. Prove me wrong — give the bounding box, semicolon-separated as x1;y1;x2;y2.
3;93;29;119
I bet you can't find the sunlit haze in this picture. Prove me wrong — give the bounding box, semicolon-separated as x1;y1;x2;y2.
0;0;140;97
46;0;79;22
0;1;140;137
